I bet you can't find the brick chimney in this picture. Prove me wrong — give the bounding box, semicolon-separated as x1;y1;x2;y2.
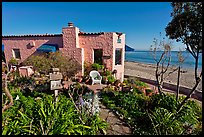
68;22;74;27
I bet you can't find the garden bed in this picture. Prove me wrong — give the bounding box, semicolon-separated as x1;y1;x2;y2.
2;76;108;135
100;86;202;135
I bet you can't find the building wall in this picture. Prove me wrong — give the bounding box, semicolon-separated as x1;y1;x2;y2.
78;33;114;71
78;32;125;81
2;36;63;63
112;33;125;82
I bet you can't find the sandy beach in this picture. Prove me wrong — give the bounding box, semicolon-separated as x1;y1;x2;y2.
124;61;202;91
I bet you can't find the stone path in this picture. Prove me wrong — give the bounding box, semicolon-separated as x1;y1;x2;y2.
86;84;132;135
98;101;132;135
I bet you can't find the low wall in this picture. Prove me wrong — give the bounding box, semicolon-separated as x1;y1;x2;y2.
124;75;202;102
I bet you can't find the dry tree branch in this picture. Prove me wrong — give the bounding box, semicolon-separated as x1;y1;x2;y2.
67;87;85;124
2;70;14;113
163;67;179;80
177;70;202;112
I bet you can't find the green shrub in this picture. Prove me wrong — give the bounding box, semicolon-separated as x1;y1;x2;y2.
134;80;148;88
147;107;183;135
123;79;129;84
23;51;81;78
8;76;35;89
148;93;179;113
107;75;115;84
146;89;153;93
104;70;111;76
8;57;19;66
147;97;202;135
91;63;104;71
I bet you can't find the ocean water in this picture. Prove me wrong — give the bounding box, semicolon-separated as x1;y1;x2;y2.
125;51;202;70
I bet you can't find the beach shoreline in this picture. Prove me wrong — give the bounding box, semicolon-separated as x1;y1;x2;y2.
124;61;202;91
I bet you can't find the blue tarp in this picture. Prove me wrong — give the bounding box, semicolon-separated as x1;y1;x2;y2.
37;44;58;52
2;44;4;52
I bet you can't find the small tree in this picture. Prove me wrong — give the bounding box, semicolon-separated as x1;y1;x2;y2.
150;35;178;94
165;2;202;111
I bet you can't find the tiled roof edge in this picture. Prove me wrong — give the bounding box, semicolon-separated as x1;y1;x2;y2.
2;34;62;38
78;32;105;35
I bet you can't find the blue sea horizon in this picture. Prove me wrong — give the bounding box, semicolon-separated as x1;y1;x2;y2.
125;50;202;70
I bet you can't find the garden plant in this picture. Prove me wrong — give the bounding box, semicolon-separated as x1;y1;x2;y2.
100;79;202;135
2;75;108;135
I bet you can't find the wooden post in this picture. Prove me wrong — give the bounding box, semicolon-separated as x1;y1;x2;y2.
49;68;62;103
54;90;59;102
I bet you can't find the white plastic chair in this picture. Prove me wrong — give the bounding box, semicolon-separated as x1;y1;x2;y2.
89;70;102;85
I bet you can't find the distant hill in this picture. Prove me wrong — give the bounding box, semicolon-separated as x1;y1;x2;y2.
125;45;135;51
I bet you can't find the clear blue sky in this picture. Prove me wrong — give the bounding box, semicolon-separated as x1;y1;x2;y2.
2;2;186;50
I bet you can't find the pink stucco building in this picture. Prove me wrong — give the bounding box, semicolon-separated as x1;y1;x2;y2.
2;22;125;81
